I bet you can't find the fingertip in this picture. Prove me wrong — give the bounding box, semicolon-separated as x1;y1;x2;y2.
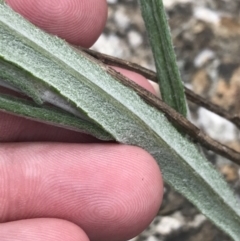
6;0;108;47
111;67;157;95
111;146;163;240
80;144;163;241
114;145;163;239
0;144;163;241
0;218;89;241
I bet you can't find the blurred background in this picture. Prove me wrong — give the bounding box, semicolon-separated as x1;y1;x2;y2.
92;0;240;240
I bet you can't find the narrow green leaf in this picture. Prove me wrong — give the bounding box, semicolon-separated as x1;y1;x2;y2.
0;93;113;141
0;55;111;139
1;2;240;240
138;0;187;117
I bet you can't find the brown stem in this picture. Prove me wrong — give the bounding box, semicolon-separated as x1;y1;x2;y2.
75;47;240;165
112;68;240;165
82;47;240;130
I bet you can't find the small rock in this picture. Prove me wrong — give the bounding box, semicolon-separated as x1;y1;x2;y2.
163;0;192;9
188;214;206;228
114;7;130;30
127;30;143;48
107;0;118;4
191;69;210;95
92;34;129;58
146;236;159;241
211;67;240;114
219;164;239;182
197;107;237;143
194;7;220;25
194;49;215;68
156;216;183;235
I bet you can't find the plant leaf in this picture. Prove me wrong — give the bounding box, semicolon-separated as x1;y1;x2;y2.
1;2;240;240
138;0;187;117
0;93;113;140
0;57;97;122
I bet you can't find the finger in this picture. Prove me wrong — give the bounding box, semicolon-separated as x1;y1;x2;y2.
0;143;163;241
5;0;108;47
111;67;156;94
0;69;156;142
0;111;101;143
0;218;89;241
0;85;99;142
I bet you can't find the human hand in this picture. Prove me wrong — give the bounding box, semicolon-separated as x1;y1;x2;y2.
0;0;163;241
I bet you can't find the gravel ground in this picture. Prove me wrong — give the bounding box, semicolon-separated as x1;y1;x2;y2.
92;0;240;240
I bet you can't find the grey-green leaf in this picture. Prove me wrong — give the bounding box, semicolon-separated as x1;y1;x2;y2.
0;57;97;122
1;2;240;240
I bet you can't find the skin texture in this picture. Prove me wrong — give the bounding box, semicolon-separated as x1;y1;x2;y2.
1;1;163;241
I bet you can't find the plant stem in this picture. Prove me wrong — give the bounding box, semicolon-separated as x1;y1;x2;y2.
138;0;187;117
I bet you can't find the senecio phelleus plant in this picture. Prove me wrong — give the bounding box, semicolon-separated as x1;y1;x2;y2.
0;0;240;240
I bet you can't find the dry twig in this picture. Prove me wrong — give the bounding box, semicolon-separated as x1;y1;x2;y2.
83;48;240;130
78;47;240;165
